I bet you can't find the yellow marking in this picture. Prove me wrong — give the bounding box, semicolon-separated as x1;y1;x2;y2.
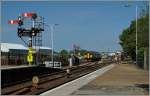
27;54;33;62
90;55;92;58
28;47;33;54
87;53;90;59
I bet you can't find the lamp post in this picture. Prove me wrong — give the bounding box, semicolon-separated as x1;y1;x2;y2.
124;4;138;66
50;24;59;67
135;5;138;66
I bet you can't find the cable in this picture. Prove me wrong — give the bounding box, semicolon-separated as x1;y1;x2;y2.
20;36;29;47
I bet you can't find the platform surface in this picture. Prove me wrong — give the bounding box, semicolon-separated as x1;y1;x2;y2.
72;64;149;96
41;64;149;96
1;65;37;70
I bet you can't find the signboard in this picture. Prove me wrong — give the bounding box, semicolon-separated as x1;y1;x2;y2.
32;76;39;89
27;47;33;62
32;76;39;84
27;54;33;62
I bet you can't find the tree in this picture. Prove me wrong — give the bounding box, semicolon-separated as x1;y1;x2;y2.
60;49;68;57
119;5;149;68
59;49;69;66
119;20;136;60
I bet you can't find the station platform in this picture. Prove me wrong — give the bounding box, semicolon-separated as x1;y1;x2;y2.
1;62;90;70
41;63;149;96
1;65;37;70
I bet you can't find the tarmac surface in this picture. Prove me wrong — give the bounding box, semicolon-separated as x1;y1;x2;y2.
41;63;149;96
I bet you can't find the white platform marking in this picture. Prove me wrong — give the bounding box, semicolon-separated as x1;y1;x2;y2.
87;74;97;81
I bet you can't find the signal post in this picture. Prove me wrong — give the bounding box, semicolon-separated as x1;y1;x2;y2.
8;12;44;65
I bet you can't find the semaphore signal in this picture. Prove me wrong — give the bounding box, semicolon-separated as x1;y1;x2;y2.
8;20;19;24
8;12;44;65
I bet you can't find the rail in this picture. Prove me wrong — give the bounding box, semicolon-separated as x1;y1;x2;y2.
2;61;112;95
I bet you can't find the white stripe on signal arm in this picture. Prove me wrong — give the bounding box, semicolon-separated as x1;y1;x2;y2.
24;13;27;17
11;20;13;24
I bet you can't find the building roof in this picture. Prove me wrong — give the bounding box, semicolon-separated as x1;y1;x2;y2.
1;43;28;52
1;43;51;52
33;46;52;50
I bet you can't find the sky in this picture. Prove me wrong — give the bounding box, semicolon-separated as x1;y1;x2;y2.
1;1;148;52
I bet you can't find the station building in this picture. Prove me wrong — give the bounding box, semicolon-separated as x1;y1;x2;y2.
1;43;52;66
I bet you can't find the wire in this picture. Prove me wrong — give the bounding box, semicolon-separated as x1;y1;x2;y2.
20;36;29;47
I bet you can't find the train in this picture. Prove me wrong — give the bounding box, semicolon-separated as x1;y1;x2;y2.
84;51;102;61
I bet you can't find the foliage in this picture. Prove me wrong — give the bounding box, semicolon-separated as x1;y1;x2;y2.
119;5;149;68
56;48;88;66
59;49;69;57
58;49;69;66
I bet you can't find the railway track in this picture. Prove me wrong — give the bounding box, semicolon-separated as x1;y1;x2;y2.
2;62;111;95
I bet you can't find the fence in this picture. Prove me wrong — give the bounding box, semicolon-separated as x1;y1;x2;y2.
44;61;62;69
